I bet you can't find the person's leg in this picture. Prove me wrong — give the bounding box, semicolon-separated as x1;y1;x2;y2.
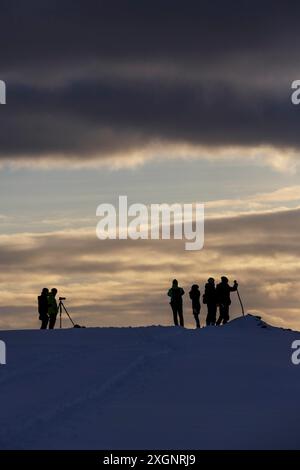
220;305;227;324
206;306;211;325
49;315;57;329
195;306;201;328
216;305;224;325
40;316;49;329
194;311;200;328
223;305;230;324
211;304;217;325
206;304;215;325
171;304;178;326
178;303;184;327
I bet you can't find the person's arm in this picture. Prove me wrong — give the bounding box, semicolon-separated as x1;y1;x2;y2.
181;288;185;295
47;296;53;313
167;288;172;297
38;296;42;314
229;281;238;292
48;296;58;314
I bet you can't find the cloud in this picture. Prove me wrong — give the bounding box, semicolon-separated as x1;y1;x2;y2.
206;185;300;218
1;1;300;168
0;2;299;332
0;206;299;330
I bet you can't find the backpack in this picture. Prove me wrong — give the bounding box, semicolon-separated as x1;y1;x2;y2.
38;295;48;318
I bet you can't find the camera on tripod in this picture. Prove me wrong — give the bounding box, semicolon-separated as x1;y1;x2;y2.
57;296;84;328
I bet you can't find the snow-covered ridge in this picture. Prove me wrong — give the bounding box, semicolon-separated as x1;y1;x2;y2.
0;314;299;449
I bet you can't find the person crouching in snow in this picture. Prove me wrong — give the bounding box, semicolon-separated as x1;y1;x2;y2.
189;284;201;328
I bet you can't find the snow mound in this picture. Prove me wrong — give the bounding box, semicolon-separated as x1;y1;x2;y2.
0;314;299;450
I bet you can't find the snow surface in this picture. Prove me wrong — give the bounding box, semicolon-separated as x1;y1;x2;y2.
0;314;299;450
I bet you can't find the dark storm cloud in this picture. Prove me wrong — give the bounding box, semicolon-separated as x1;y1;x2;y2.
1;0;300;161
0;79;299;158
1;0;298;69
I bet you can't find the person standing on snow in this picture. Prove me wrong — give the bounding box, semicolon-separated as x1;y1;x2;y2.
168;279;185;327
203;277;217;326
38;287;49;329
189;284;201;328
216;277;238;325
48;288;59;329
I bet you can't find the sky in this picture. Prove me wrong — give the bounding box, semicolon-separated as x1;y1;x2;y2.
0;0;300;330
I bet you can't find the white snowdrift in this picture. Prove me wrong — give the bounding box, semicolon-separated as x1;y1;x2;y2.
0;314;299;450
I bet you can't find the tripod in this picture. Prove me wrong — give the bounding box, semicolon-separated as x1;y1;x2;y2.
58;298;76;328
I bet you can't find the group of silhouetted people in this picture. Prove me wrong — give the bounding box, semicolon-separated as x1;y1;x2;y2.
38;287;59;329
167;277;238;328
38;278;238;330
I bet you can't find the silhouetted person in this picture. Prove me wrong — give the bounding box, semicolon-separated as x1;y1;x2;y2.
168;279;185;327
48;288;58;329
38;287;49;329
216;277;238;325
203;277;217;326
189;284;201;328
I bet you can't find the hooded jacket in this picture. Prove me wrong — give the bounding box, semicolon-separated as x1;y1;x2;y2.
216;282;237;306
203;282;217;305
168;286;185;305
189;287;200;308
48;293;58;316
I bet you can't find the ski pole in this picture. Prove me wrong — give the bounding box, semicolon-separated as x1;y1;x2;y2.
236;286;245;317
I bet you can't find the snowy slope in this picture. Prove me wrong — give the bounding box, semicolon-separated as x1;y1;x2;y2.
0;314;299;450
